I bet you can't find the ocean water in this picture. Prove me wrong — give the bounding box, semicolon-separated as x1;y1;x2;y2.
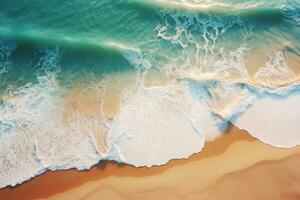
0;0;300;188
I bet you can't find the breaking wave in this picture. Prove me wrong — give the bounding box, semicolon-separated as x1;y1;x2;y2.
0;0;299;188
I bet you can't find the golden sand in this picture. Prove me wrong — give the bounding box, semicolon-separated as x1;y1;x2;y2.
46;127;300;200
1;70;300;200
1;125;300;200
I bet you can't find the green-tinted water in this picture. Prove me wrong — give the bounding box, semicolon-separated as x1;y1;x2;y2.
0;0;300;189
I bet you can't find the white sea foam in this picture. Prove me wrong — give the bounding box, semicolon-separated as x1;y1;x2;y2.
0;126;45;187
0;47;105;187
108;82;220;167
1;81;100;185
0;38;16;76
0;75;58;187
148;0;270;13
0;6;300;189
282;0;300;25
0;74;107;187
254;51;294;83
0;38;16;60
234;93;300;148
197;81;256;122
3;71;300;188
152;10;255;79
0;77;223;186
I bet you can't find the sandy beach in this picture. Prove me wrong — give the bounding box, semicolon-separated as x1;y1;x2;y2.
1;124;300;200
1;60;300;200
1;69;300;200
1;1;300;199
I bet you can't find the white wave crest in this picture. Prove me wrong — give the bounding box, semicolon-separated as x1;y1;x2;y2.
107;82;220;167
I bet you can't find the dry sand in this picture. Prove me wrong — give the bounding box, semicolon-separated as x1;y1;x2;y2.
1;125;300;200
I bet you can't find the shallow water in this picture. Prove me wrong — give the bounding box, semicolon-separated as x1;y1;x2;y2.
0;0;299;188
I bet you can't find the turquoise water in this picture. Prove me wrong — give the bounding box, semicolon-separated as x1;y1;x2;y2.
0;0;300;188
0;0;299;89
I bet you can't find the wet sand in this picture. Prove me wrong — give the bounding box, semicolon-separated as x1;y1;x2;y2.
1;70;300;200
1;124;300;200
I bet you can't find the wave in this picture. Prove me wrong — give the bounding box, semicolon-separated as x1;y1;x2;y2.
0;42;299;187
1;69;300;188
0;0;300;189
0;30;138;56
137;0;299;20
0;35;140;91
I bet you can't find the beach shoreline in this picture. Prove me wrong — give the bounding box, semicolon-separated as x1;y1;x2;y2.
1;125;300;200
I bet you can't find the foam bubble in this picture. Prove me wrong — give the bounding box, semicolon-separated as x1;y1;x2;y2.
1;4;300;189
0;47;106;187
0;74;108;187
254;51;294;83
134;10;256;81
0;38;16;76
108;82;220;167
234;93;300;148
35;46;62;74
0;76;59;187
282;0;300;25
0;126;45;188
